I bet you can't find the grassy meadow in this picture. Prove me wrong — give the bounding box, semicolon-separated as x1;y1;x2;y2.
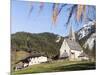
11;60;96;75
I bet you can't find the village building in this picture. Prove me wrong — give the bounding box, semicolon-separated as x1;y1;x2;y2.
78;52;89;60
59;25;89;61
14;51;48;70
29;55;48;66
15;61;24;71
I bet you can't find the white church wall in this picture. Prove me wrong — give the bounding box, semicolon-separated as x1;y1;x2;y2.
70;50;82;60
60;39;70;58
78;56;89;61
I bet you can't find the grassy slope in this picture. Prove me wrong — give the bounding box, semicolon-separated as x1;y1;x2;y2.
12;60;96;75
11;32;63;59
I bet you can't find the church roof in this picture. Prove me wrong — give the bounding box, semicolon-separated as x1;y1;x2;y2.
65;38;83;51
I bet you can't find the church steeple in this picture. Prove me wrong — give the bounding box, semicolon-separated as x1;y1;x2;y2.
68;25;76;41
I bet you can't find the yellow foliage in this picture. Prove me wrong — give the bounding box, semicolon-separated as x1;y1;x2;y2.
77;5;86;21
52;4;59;25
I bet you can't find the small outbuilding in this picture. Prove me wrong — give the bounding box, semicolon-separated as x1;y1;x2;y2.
15;51;48;70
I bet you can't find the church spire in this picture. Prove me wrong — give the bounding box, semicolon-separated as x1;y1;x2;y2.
68;25;76;41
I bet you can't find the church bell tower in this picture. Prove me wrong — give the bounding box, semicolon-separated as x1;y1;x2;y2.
68;25;76;41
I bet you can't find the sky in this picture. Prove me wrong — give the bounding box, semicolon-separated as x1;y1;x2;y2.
11;0;96;36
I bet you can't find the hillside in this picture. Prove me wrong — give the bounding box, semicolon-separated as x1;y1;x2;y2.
76;21;96;59
11;32;63;63
11;21;96;63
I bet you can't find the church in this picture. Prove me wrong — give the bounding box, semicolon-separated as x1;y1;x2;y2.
59;25;89;61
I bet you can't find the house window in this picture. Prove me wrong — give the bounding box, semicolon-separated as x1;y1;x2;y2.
71;52;74;54
64;50;66;52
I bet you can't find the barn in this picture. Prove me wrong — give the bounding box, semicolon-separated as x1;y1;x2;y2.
14;52;48;70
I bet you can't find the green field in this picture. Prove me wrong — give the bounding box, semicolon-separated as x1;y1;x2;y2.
11;60;96;75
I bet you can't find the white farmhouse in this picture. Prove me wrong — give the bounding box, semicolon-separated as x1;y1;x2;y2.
15;53;48;70
29;56;47;66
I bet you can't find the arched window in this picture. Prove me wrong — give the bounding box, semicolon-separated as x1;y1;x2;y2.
64;50;66;52
71;52;74;54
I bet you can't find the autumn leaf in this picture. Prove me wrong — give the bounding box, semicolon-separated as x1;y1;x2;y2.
77;5;86;21
52;4;59;24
